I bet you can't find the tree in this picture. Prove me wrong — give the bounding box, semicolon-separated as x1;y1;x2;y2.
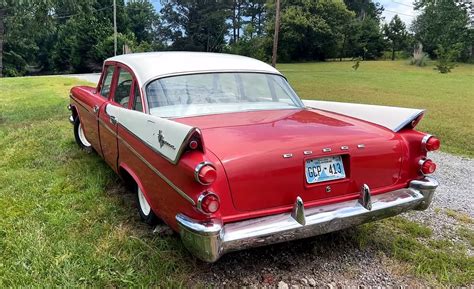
126;0;160;44
344;0;384;20
383;15;408;60
342;0;385;60
412;0;473;61
1;0;58;76
266;0;354;61
160;0;229;52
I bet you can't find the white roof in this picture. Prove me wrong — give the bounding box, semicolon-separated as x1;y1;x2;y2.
106;52;281;87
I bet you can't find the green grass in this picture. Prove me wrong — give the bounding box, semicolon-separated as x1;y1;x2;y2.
354;217;474;285
279;60;474;157
445;209;473;224
0;62;473;286
0;77;192;286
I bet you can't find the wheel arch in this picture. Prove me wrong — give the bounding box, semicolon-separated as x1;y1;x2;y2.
118;163;153;206
70;105;79;120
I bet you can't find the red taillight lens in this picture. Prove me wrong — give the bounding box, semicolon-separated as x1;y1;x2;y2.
420;159;436;174
425;137;440;151
198;192;220;214
189;140;198;150
195;163;217;185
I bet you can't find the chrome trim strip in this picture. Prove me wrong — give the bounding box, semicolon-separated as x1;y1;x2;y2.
282;153;293;158
99;118;117;136
70;95;92;113
340;146;349;150
322;148;331;153
117;135;196;205
176;177;438;262
357;144;365;149
194;161;216;185
303;150;313;155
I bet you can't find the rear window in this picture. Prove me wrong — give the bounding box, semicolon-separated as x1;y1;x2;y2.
146;73;303;118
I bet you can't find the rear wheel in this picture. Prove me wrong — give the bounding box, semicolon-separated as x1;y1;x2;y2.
73;117;92;153
137;186;159;225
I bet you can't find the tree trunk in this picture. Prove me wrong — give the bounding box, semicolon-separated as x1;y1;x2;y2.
236;1;241;41
0;7;5;77
392;47;395;60
232;0;237;43
271;0;281;67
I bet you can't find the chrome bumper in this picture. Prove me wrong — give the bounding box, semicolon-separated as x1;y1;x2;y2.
176;177;438;262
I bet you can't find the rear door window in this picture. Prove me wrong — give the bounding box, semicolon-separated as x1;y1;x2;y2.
100;66;115;98
113;69;133;108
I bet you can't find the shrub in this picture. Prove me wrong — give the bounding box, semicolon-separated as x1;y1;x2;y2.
409;43;429;67
434;44;462;74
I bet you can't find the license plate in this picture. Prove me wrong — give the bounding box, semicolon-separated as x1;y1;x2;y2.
305;155;346;184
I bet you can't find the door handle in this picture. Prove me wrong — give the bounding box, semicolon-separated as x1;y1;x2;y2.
109;116;117;125
92;105;99;113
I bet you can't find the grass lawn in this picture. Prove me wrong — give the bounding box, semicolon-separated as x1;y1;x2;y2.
279;60;474;157
0;61;472;286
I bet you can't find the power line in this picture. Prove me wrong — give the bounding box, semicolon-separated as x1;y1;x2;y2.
391;0;415;8
53;5;113;19
384;9;416;17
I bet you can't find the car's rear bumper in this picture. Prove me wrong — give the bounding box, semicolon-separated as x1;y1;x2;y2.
176;177;438;262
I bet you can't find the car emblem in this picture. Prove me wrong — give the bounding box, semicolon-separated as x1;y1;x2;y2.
157;130;176;150
326;186;331;193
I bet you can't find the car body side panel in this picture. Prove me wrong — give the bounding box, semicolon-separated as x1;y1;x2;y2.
70;86;104;156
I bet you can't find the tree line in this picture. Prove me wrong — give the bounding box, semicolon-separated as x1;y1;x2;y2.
0;0;472;76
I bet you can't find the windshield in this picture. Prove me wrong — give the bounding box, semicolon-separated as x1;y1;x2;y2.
146;72;303;118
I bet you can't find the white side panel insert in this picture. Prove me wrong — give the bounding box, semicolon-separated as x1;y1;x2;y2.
106;105;195;164
303;100;425;132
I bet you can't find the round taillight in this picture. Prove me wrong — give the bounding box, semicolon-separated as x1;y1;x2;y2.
189;140;198;150
198;192;220;214
420;159;436;175
195;162;217;185
425;137;440;151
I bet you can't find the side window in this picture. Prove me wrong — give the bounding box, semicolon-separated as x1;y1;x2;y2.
132;84;143;112
100;66;115;98
113;69;133;108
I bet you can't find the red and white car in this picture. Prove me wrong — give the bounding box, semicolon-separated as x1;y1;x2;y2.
68;52;440;262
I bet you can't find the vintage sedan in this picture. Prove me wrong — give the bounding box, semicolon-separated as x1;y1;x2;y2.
68;52;440;262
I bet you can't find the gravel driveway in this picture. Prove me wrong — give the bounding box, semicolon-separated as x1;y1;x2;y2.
188;151;473;287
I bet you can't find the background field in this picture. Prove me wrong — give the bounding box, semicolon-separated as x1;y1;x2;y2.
0;61;472;286
279;60;474;157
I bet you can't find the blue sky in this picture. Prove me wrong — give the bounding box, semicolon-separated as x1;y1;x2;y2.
378;0;417;26
151;0;417;27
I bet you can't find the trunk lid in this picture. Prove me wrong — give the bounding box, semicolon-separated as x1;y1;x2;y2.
175;109;403;212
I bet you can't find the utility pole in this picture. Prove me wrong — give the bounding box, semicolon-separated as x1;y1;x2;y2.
113;0;117;56
271;0;281;67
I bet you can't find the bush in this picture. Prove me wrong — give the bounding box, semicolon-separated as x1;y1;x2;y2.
409;53;430;67
409;44;430;67
434;44;461;74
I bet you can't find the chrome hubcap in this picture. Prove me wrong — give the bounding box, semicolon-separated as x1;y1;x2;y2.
138;187;151;216
78;123;91;147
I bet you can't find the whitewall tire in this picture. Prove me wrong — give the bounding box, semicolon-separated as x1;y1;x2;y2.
73;117;93;153
136;186;158;225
